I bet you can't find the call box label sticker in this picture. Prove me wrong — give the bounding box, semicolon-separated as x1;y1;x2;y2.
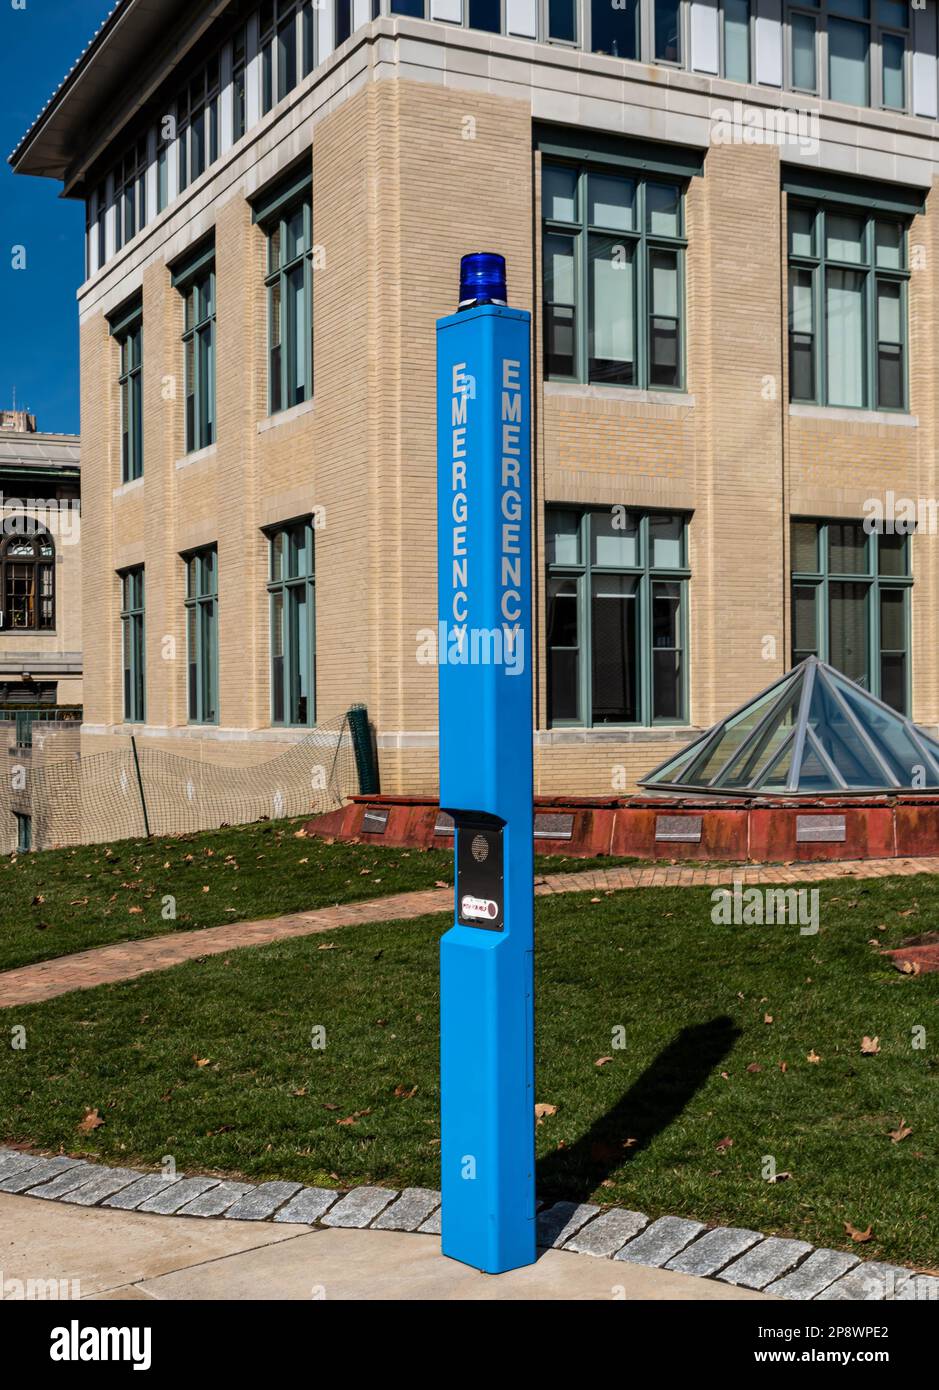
460;895;500;923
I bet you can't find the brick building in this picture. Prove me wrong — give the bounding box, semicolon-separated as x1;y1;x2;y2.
10;1;939;802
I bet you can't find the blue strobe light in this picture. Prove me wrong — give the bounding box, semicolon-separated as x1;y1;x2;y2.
458;252;508;310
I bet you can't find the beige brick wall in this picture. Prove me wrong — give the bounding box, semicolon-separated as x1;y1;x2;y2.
76;75;939;809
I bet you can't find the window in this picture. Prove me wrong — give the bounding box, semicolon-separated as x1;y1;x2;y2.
157;142;168;213
178;259;216;452
786;1;909;110
96;184;107;268
791;519;910;712
184;548;218;724
654;0;683;62
391;0;425;14
260;184;314;413
590;0;638;57
233;25;248;143
788;201;908;410
120;568;146;723
14;813;31;854
336;0;352;45
114;140;147;251
547;0;578;41
0;528;55;633
261;1;301;114
543;161;686;390
114;307;144;483
468;0;501;32
302;1;316;76
268;520;316;725
722;0;751;81
546;508;689;727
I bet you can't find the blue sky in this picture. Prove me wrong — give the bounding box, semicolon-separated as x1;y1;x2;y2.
1;0;116;435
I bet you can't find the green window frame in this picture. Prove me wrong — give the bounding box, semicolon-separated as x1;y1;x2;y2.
267;520;316;726
114;307;143;483
262;195;313;414
178;264;216;453
260;1;301;115
791;518;911;713
120;567;146;724
788;199;909;411
14;813;31;853
785;1;909;111
542;161;686;391
184;547;219;725
546;507;690;728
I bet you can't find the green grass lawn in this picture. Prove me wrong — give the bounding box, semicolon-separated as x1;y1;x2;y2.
2;873;937;1266
0;818;646;974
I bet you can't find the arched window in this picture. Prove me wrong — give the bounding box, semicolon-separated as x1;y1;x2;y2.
0;527;55;632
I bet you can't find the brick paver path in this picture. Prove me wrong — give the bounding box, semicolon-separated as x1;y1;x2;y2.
2;854;937;1010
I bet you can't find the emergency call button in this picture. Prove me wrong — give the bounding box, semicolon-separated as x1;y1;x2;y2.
455;818;504;931
460;895;499;922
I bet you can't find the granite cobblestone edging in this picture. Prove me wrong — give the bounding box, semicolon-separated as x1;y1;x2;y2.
2;1146;936;1301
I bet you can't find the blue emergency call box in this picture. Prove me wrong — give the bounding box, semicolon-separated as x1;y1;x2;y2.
435;259;535;1274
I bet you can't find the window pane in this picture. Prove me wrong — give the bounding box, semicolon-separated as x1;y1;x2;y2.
468;0;501;31
830;0;869;15
286;261;307;405
588;174;635;232
654;0;682;61
829;581;869;686
547;511;581;565
649;250;680;388
878;532;907;576
592;510;638;567
335;0;351;47
829;521;868;574
825;268;865;408
588;236;635;385
792;584;818;657
880;586;905;649
882;34;905;110
789;205;815;258
877;279;903;409
789;267;815;401
650;514;684;567
591;573;638;723
548;0;577;41
544;233;576;377
548;576;579;721
829;18;870;106
792;13;817;90
826;213;864;263
591;0;639;58
791;520;819;572
646;182;680;236
390;0;423;12
877;0;907;22
652;580;682;720
875;221;902;269
723;0;750;82
271;590;285;723
543;165;578;222
880;652;906;713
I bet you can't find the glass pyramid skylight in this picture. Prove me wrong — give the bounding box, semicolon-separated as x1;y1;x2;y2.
640;656;939;797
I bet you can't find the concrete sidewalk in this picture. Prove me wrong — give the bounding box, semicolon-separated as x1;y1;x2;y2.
0;1193;768;1301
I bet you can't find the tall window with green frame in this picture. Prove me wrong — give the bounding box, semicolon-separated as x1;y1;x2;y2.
180;264;216;452
788;201;908;410
120;567;146;723
115;309;143;483
268;520;315;726
546;508;690;727
263;194;313;414
791;519;911;713
184;547;218;724
543;162;686;390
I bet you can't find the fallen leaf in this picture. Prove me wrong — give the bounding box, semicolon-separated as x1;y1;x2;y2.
768;1171;792;1183
535;1102;557;1124
595;1056;614;1068
806;1049;821;1063
31;894;45;906
715;1136;734;1152
394;1084;418;1099
590;896;601;903
779;1061;788;1074
193;1056;211;1068
746;1062;762;1073
860;1036;881;1055
336;1109;371;1126
77;1107;104;1133
128;906;143;915
292;1088;307;1097
844;1221;873;1244
764;1014;773;1025
888;1121;912;1144
434;880;449;889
